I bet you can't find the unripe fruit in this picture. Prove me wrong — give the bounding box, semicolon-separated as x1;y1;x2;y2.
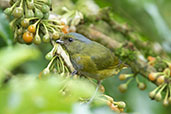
4;8;13;15
156;76;165;85
17;27;23;35
45;51;53;60
26;9;34;18
12;7;23;18
33;34;41;45
42;68;50;76
23;31;33;43
43;34;50;42
47;0;52;5
52;32;60;40
43;13;49;19
119;74;126;81
137;82;146;90
35;8;44;19
99;85;105;93
118;84;127;93
21;19;30;28
155;93;162;101
117;101;126;109
42;4;50;13
149;91;156;99
163;99;169;106
27;2;34;9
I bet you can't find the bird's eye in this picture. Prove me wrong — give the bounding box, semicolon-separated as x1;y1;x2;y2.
68;38;73;42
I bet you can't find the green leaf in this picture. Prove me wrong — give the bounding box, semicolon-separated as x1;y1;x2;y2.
0;45;41;85
0;9;13;45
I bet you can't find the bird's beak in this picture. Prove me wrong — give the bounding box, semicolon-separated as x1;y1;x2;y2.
56;39;64;44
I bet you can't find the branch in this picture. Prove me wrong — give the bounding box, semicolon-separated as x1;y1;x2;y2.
76;24;157;84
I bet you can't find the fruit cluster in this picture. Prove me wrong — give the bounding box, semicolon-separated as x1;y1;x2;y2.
118;73;146;93
4;0;64;44
148;60;171;106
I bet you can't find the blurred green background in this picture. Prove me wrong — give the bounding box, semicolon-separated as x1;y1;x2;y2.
0;0;171;114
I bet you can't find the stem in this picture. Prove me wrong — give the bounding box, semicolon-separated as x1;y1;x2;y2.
126;78;133;85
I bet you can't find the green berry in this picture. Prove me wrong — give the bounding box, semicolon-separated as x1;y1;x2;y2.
117;102;126;109
33;34;41;45
17;27;23;35
43;12;49;19
118;84;127;93
155;93;162;101
43;33;50;43
26;9;34;18
45;51;53;60
42;68;50;76
137;82;146;90
27;2;34;9
163;99;169;106
119;74;126;81
41;4;50;13
35;8;44;19
52;32;60;40
12;7;23;18
47;0;52;6
4;8;12;15
21;19;30;28
149;91;156;99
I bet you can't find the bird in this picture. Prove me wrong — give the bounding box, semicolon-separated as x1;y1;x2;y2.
56;32;124;103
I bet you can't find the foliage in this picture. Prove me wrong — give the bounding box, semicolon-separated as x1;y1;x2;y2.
0;0;171;114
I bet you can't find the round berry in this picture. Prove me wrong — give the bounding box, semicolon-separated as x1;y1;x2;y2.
118;84;127;93
156;76;165;85
137;82;146;90
26;9;34;18
155;93;162;101
148;73;157;81
33;34;41;45
147;56;156;62
35;8;43;19
28;25;36;33
43;34;50;43
23;32;33;43
12;7;23;18
41;4;50;13
45;51;53;60
43;13;49;19
52;32;59;40
27;2;34;9
119;74;126;81
21;19;30;28
42;68;50;76
17;28;23;35
163;99;169;106
117;101;126;109
149;91;156;99
4;8;12;15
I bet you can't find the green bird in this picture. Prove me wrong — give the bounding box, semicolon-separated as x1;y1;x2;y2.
56;32;123;80
56;32;124;103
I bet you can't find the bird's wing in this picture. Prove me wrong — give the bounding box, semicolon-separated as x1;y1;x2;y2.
71;54;97;73
80;42;119;70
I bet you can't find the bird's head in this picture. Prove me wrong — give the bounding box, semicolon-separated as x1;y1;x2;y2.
56;32;92;54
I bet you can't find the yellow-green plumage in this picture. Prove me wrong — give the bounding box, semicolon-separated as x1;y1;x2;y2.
57;32;121;80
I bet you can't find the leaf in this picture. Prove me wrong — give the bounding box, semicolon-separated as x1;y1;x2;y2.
0;45;41;85
0;9;13;45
